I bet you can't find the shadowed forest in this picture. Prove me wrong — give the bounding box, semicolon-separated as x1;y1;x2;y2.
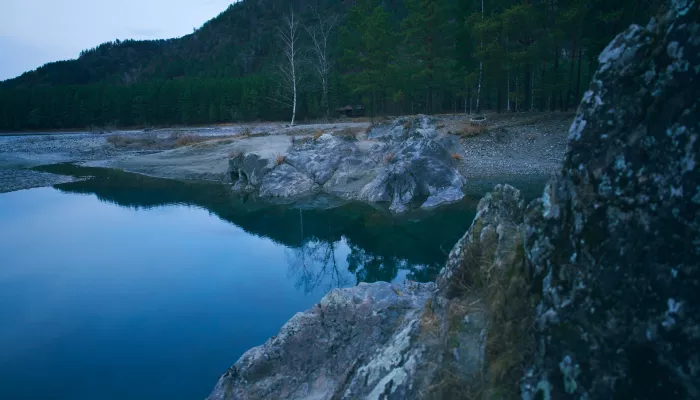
0;0;664;130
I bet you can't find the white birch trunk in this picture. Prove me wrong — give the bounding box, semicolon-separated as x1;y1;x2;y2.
476;0;484;113
278;10;301;126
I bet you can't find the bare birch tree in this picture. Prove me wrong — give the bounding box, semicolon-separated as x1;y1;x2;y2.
305;10;338;119
277;10;301;126
476;0;484;113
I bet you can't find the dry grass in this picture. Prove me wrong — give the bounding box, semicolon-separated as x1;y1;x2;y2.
419;298;439;334
275;153;285;166
451;152;464;162
384;152;395;164
107;132;236;150
459;234;534;398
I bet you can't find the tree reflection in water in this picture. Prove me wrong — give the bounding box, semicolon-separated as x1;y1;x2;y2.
37;163;548;294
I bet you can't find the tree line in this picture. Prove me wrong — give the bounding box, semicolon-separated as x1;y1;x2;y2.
0;0;664;131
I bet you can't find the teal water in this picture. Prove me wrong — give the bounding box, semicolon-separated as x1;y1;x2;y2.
0;166;544;400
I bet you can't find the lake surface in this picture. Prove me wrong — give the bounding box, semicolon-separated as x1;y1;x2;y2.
0;166;547;400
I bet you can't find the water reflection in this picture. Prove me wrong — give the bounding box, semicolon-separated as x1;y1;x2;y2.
35;163;482;287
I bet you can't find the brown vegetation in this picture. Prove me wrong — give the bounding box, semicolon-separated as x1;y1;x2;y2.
275;153;285;166
174;134;203;147
456;228;534;398
313;129;325;141
106;132;236;150
451;152;463;162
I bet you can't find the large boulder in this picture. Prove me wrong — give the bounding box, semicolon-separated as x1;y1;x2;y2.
358;122;466;213
522;1;700;398
205;282;450;400
228;116;466;213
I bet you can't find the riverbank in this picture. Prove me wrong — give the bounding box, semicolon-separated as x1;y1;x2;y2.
0;113;572;209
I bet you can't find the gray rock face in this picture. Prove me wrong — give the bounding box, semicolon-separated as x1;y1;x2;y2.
205;282;452;400
259;163;316;198
229;153;273;192
205;185;531;400
522;2;700;398
358;121;466;213
228;116;466;212
437;184;525;298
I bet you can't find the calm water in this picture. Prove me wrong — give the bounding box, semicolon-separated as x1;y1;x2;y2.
0;166;548;400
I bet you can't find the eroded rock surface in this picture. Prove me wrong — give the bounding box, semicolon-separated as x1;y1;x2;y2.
228;116;466;213
522;1;700;398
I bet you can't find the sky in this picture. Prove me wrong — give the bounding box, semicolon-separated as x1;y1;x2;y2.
0;0;238;81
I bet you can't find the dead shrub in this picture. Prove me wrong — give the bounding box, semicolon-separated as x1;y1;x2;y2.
419;298;440;335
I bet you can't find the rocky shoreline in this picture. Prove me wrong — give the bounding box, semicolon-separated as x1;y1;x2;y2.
0;113;567;207
205;1;699;398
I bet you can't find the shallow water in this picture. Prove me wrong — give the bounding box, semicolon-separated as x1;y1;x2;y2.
0;167;547;400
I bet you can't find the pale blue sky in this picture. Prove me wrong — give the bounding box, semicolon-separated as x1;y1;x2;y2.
0;0;237;81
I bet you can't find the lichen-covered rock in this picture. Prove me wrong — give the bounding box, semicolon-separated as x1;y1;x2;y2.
522;1;700;398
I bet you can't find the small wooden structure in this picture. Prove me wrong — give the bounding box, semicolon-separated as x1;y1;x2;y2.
334;105;365;118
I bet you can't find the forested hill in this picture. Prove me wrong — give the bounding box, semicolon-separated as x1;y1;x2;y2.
0;0;664;131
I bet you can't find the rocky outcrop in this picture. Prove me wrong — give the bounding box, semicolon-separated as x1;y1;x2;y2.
205;184;527;400
208;2;699;399
228;116;466;213
522;1;700;398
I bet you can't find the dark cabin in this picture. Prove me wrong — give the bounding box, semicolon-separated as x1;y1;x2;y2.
334;105;365;118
